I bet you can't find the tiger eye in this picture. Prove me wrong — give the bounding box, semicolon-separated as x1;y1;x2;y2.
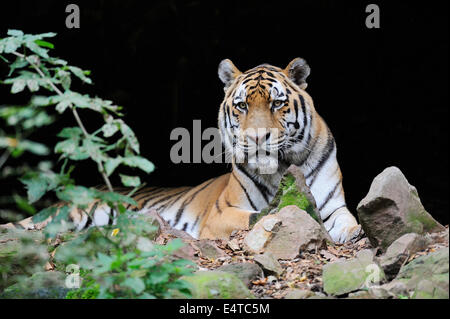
237;102;247;110
273;100;283;108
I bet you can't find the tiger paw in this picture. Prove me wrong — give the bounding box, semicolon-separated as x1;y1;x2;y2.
324;207;361;243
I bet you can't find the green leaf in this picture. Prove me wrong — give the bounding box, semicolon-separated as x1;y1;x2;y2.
101;122;119;138
57;127;83;138
83;138;107;163
55;100;72;113
51;205;71;224
123;277;145;294
7;29;24;37
93;190;137;207
3;38;21;54
26;79;39;92
11;79;26;93
57;70;71;91
123;156;155;174
34;39;54;49
32;206;57;223
147;271;169;285
13;194;36;215
8;56;28;76
119;121;140;154
120;174;141;187
25;40;49;58
19;140;50;155
20;175;50;203
104;157;123;176
57;185;96;208
68;66;92;84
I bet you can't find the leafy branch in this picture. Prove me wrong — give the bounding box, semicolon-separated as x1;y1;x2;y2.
0;29;154;236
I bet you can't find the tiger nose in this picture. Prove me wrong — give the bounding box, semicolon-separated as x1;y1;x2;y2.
246;131;271;145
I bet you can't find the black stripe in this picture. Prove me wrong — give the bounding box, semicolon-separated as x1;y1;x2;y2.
140;188;169;207
150;189;189;210
296;95;308;142
215;199;223;214
161;189;191;211
173;179;216;227
108;207;114;225
306;129;335;186
231;171;257;211
191;214;201;231
298;133;317;167
235;163;271;203
318;181;340;211
322;204;347;223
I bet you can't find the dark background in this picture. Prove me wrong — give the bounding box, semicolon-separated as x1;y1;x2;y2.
0;0;448;224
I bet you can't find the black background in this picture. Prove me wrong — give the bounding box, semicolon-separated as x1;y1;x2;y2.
0;0;448;224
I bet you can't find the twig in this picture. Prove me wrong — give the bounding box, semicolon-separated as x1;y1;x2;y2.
0;149;11;171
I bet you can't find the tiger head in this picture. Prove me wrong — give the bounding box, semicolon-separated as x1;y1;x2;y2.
218;58;313;174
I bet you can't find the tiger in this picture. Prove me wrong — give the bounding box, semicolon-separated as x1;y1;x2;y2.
4;58;361;243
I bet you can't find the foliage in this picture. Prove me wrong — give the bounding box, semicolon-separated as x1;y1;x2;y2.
0;30;193;299
0;29;153;235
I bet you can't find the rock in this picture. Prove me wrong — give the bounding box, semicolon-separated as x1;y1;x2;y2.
396;248;449;299
142;209;193;240
171;239;198;261
380;280;409;296
322;249;386;296
217;263;263;287
195;240;227;260
284;288;314;299
307;293;335;299
253;252;283;277
179;271;254;299
243;215;280;254
264;206;329;259
227;239;240;251
0;271;69;299
377;233;430;279
251;165;329;233
357;167;444;251
0;228;49;290
346;291;373;299
266;275;277;283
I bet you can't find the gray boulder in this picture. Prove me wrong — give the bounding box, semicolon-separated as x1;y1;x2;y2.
322;249;386;296
395;248;449;299
217;262;263;287
245;205;329;260
0;271;69;299
177;271;254;299
377;233;430;279
357;167;444;250
253;252;284;277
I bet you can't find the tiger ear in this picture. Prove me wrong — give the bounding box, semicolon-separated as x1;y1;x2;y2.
284;58;311;90
218;59;242;90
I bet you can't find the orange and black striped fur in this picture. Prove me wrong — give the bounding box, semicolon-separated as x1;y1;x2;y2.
7;59;361;243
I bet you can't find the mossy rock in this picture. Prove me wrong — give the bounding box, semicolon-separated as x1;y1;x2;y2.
251;167;321;227
396;248;449;299
177;271;254;299
323;249;386;296
0;271;69;299
0;228;49;291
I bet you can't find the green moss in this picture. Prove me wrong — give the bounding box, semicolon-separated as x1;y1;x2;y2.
180;271;254;299
278;174;320;222
250;173;320;227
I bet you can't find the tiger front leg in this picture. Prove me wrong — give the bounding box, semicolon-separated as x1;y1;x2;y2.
324;206;362;243
199;206;259;239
